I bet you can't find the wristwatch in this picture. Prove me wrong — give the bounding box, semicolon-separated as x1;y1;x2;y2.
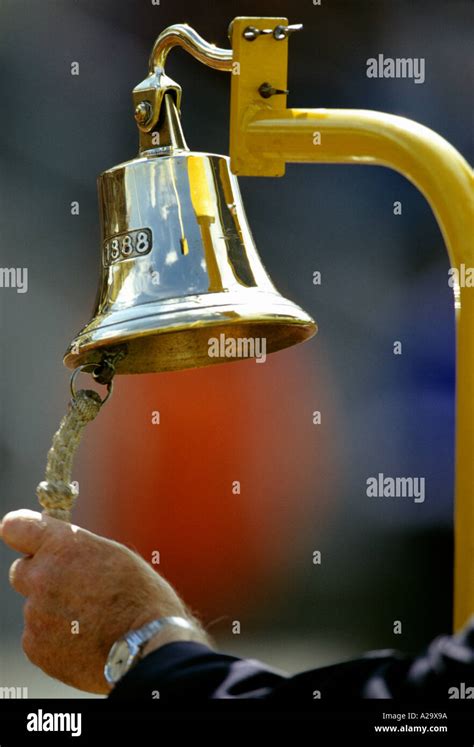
104;616;195;685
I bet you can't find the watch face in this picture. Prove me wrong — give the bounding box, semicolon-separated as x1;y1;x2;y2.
104;639;137;684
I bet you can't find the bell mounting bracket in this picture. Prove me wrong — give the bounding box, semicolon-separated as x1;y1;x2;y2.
132;19;301;152
132;23;233;149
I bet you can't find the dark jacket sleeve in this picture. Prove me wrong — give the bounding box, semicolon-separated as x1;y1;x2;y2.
108;619;474;700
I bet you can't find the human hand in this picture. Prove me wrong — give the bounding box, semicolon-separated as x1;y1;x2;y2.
1;509;209;694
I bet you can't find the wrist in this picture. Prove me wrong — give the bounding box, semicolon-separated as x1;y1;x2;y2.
104;614;209;687
140;623;209;659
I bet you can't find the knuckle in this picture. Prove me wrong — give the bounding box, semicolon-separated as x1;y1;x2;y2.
8;558;19;586
9;557;28;592
20;563;56;602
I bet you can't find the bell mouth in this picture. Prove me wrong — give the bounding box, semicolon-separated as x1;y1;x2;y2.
64;289;317;374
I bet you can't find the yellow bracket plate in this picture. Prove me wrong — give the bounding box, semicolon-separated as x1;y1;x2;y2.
230;16;289;177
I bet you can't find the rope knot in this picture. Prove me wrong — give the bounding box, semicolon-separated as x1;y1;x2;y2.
36;479;79;520
70;389;103;423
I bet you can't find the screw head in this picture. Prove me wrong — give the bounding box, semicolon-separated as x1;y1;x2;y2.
242;26;258;41
134;101;152;126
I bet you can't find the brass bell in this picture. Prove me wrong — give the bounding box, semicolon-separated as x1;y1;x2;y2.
64;78;316;374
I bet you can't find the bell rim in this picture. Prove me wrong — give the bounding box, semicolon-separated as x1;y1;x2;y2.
64;293;317;373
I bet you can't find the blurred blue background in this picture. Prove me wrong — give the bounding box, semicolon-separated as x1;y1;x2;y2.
0;0;472;696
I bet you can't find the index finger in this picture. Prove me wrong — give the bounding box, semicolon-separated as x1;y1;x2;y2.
0;510;49;555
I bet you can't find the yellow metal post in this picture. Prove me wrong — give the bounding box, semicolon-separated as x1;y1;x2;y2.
229;17;474;630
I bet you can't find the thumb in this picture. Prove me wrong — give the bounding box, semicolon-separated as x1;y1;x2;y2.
0;509;62;555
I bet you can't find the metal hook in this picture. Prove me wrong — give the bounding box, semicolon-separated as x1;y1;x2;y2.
149;24;233;73
70;365;113;405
